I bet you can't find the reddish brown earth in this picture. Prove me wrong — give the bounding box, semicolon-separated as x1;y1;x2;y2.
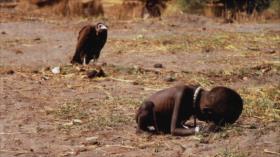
0;10;280;157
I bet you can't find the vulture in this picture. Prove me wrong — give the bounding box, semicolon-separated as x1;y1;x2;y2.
71;23;108;64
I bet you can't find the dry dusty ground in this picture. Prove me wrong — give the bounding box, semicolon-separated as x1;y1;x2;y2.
0;11;280;157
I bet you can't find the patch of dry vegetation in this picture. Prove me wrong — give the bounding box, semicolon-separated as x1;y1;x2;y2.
215;148;248;157
109;31;280;55
240;85;280;122
50;96;140;132
196;62;280;85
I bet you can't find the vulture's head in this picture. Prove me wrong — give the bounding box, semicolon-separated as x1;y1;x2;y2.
96;23;108;35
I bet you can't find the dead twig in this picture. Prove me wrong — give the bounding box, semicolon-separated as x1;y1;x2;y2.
103;144;136;149
0;132;35;135
264;149;280;156
109;77;134;83
95;144;136;155
143;87;164;91
0;150;48;156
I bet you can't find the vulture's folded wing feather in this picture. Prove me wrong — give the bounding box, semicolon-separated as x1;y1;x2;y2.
76;25;97;53
71;25;97;64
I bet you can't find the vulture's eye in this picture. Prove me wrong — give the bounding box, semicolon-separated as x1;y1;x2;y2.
98;24;107;30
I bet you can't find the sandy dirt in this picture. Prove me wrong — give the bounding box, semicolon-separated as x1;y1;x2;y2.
0;10;280;157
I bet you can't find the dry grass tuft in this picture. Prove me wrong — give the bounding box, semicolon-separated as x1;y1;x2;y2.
215;148;248;157
51;95;141;132
240;86;280;122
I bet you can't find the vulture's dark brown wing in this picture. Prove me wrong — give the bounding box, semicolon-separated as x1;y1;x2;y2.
71;25;97;64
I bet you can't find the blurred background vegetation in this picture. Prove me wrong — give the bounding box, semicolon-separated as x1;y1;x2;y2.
176;0;280;17
0;0;279;20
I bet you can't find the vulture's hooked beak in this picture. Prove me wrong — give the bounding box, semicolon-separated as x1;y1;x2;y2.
100;25;107;30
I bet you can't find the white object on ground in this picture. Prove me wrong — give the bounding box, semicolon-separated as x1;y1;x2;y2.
72;119;83;124
51;66;60;74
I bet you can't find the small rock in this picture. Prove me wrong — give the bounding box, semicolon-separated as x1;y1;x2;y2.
164;76;176;82
87;69;106;78
72;119;83;125
66;84;73;89
154;63;163;68
1;31;6;35
133;65;140;70
263;49;276;54
51;67;60;74
15;49;23;54
32;70;39;74
203;47;213;53
44;66;51;71
6;70;15;75
132;81;139;85
97;69;106;77
63;122;74;127
101;62;107;66
136;34;144;39
42;76;49;80
202;27;206;31
242;77;248;81
162;40;173;45
34;37;41;41
87;70;98;78
205;49;211;53
154;71;160;74
84;136;99;145
249;124;257;129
